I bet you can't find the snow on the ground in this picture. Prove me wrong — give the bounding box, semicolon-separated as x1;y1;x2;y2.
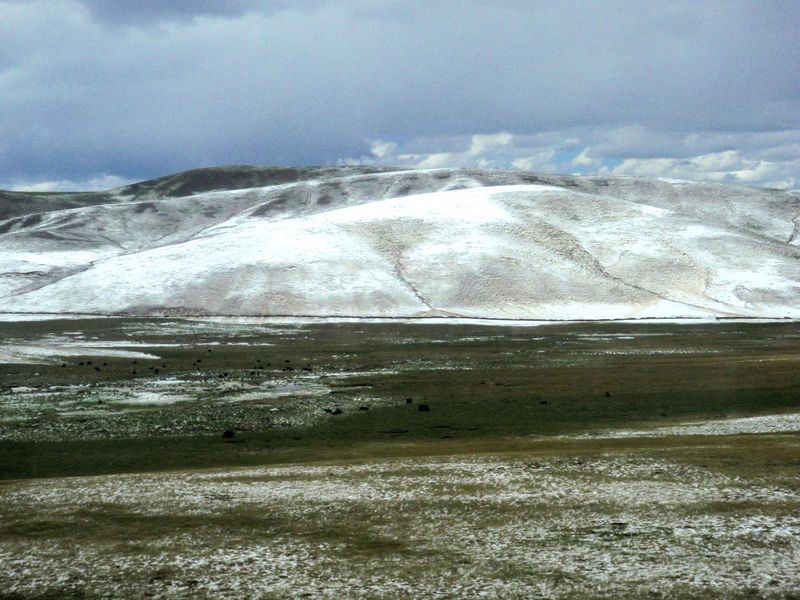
1;452;798;598
1;170;799;319
575;412;800;438
0;313;111;321
0;343;160;364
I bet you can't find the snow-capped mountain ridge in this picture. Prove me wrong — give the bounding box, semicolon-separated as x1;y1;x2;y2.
1;167;798;319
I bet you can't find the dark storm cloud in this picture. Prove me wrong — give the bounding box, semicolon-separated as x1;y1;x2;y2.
0;0;798;189
79;0;317;24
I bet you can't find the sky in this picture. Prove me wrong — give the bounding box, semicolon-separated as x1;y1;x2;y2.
1;0;798;191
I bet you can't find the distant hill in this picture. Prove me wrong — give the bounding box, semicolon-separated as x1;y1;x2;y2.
0;165;400;221
1;166;798;319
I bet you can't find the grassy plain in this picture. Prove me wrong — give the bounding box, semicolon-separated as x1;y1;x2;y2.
0;318;798;597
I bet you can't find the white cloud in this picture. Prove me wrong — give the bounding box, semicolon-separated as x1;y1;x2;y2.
348;132;570;173
609;151;799;189
345;129;800;190
511;150;557;172
469;133;513;155
3;173;134;192
569;149;601;169
368;140;397;159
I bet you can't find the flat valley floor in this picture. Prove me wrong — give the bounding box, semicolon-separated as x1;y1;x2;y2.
0;318;798;598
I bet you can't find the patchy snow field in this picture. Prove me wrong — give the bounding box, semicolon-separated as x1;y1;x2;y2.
0;341;161;364
0;370;382;441
0;313;111;322
578;412;800;438
1;317;799;597
1;451;797;598
2;317;800;444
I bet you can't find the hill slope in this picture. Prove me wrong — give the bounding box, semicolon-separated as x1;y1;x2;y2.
1;167;798;319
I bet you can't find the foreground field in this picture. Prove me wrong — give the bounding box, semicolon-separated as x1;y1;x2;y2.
1;318;799;597
1;435;798;599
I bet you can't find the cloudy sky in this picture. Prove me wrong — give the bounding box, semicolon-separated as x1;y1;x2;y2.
1;0;798;191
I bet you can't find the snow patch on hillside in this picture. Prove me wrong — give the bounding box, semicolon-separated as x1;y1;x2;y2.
1;171;798;319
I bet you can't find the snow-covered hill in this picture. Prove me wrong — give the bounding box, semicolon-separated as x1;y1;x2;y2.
1;167;798;319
